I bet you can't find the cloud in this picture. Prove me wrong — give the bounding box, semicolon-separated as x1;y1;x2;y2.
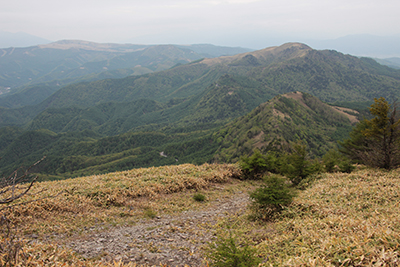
1;0;399;47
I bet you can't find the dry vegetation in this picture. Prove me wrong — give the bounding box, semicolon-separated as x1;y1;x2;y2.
3;163;239;234
1;163;241;266
1;163;400;266
271;167;400;266
222;166;400;266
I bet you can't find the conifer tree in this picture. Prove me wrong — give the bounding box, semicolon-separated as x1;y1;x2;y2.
340;97;400;169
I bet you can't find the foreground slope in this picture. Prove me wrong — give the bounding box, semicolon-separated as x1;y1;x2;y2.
3;164;400;266
255;167;400;265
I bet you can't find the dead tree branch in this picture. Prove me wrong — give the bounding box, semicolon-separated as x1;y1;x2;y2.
0;156;46;205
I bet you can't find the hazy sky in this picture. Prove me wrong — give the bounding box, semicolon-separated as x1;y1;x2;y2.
1;0;399;49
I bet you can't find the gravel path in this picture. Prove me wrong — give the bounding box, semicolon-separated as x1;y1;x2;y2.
63;191;250;267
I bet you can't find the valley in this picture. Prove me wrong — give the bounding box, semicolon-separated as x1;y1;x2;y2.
2;42;400;180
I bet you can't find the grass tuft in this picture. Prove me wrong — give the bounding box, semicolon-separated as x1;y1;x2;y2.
193;193;206;202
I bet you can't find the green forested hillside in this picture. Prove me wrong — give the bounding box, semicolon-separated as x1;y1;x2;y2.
27;100;166;135
31;43;400;113
0;128;218;180
0;91;359;180
0;41;251;108
37;63;214;109
213;92;357;162
0;41;251;90
0;85;58;108
25;73;277;136
1;42;400;180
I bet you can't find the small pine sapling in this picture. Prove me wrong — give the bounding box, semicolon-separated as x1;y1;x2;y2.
249;174;296;221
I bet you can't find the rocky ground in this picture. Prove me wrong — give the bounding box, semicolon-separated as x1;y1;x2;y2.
59;190;251;267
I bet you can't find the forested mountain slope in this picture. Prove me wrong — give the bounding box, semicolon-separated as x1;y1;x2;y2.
1;43;400;180
36;43;400;112
0;41;251;108
2;42;397;130
0;91;358;180
214;91;358;162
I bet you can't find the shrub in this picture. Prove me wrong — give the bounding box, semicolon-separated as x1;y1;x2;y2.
239;149;280;180
193;193;206;202
322;149;355;173
207;228;261;267
322;149;340;172
338;159;355;173
239;149;268;180
284;141;322;186
249;174;296;221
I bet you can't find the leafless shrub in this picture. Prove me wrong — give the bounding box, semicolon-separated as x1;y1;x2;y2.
0;157;45;266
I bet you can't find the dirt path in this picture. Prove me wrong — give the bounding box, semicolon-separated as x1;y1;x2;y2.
61;191;251;267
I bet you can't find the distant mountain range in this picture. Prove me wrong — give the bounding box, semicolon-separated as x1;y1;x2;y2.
306;34;400;58
0;40;252;104
1;42;400;180
2;32;400;58
0;31;51;48
374;57;400;69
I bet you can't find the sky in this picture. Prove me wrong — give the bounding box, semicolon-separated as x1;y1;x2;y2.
1;0;400;49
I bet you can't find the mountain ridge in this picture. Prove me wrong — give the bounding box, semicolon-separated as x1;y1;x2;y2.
0;90;358;180
30;42;400;113
213;91;357;163
0;41;251;97
1;42;399;132
1;42;399;179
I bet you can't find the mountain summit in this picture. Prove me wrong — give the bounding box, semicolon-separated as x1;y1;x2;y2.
201;42;311;66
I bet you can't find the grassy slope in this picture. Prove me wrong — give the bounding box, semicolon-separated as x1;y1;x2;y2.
2;164;400;266
1;163;242;266
222;167;400;266
206;169;400;266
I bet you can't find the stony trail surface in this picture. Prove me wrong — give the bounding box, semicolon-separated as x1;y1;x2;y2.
60;190;251;267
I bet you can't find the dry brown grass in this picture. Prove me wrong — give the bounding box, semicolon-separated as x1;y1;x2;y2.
4;163;240;234
3;163;400;266
227;167;400;266
1;163;240;266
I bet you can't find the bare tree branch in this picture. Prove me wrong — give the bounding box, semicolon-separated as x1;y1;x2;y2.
0;156;46;205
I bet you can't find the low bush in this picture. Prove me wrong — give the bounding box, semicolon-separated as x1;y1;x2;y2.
322;149;355;173
239;149;282;180
249;174;296;221
206;228;261;267
193;193;206;202
239;149;269;180
283;141;323;186
240;142;328;187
